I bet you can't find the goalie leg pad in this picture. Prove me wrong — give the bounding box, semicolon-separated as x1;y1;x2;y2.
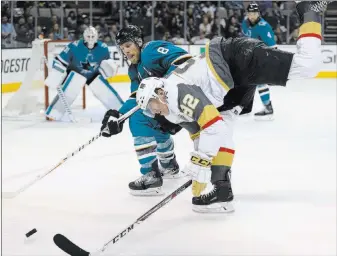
99;59;119;80
87;75;124;110
45;71;86;120
45;59;67;89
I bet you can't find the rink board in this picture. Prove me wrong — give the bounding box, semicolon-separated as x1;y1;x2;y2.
2;44;336;93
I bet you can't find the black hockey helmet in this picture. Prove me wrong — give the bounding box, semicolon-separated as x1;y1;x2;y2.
247;2;260;12
115;25;144;48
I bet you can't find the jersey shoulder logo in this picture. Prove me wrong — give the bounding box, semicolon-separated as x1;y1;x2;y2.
101;43;108;48
143;42;151;49
258;21;267;26
73;40;80;47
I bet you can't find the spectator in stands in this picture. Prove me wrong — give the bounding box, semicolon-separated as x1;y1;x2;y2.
99;17;109;36
51;23;62;40
199;15;212;37
110;23;119;40
47;32;54;40
225;15;241;38
66;11;77;31
2;14;16;48
82;15;90;27
191;30;210;45
63;27;74;41
201;1;217;19
154;16;165;40
211;17;226;38
15;16;32;47
274;24;286;44
95;25;104;41
168;16;181;37
51;15;59;27
26;15;35;38
1;1;10;17
186;5;196;20
162;30;172;42
263;8;278;30
288;27;299;44
171;29;188;45
104;35;112;46
187;17;198;41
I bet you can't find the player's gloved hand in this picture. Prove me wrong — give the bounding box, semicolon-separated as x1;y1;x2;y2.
100;109;124;137
183;151;212;197
154;114;182;135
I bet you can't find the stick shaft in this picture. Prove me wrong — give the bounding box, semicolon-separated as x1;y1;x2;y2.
99;179;192;253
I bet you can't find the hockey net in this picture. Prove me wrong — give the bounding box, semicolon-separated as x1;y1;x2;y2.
3;39;85;121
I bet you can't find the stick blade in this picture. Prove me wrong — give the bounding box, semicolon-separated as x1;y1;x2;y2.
53;234;90;256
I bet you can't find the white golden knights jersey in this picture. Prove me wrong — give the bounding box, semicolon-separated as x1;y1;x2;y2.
161;46;235;166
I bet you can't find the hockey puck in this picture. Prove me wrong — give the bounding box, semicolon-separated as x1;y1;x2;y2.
26;228;37;238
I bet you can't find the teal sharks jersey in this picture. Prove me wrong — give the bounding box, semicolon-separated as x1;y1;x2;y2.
242;17;276;47
57;39;110;81
119;40;189;114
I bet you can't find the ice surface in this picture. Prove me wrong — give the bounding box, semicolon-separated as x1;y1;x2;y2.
1;79;336;256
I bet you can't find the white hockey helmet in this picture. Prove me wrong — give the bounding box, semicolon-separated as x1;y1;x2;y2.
136;77;166;117
83;26;98;49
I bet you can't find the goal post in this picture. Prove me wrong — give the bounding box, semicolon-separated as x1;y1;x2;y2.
3;38;86;120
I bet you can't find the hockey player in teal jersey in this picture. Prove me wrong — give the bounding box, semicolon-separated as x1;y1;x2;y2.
242;2;276;120
45;26;123;121
100;25;192;196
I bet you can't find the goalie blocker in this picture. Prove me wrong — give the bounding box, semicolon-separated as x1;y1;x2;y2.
45;59;124;121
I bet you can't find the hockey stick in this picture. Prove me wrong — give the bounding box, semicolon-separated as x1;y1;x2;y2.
53;179;192;256
55;84;77;123
43;56;77;122
2;106;140;199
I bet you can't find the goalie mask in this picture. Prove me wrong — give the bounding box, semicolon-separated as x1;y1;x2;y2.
136;77;167;117
83;26;98;49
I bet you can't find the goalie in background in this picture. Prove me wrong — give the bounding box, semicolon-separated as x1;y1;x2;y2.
44;26;123;121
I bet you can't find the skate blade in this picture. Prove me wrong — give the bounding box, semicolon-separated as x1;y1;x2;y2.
129;187;164;196
192;202;235;213
162;172;182;179
254;114;274;121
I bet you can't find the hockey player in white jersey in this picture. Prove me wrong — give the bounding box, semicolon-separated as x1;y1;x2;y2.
135;1;328;213
45;26;123;121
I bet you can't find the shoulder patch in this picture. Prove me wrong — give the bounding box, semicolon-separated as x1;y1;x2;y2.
258;21;267;26
143;42;150;49
72;40;80;47
101;42;108;48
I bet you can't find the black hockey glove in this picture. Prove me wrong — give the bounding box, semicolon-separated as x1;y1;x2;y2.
154;114;183;135
100;109;124;137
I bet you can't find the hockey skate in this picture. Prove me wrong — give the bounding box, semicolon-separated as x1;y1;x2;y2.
192;171;234;213
254;102;274;121
129;161;164;196
159;156;181;179
296;1;331;23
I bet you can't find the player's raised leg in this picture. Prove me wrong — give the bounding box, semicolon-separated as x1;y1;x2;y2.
222;1;329;89
287;1;326;80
